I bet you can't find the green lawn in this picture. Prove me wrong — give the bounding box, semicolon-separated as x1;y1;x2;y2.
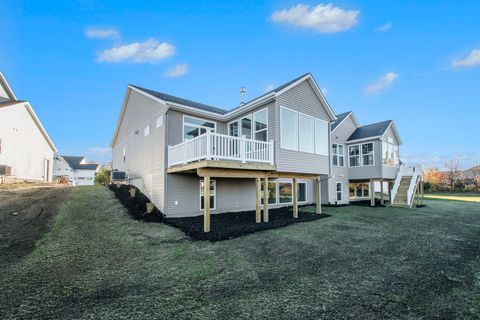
1;186;480;319
425;192;480;203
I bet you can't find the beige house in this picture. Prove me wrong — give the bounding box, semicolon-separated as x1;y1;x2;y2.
0;73;56;183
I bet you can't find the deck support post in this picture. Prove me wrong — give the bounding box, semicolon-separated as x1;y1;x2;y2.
203;176;211;233
370;179;375;207
380;179;384;205
316;176;322;214
388;181;392;203
263;176;269;222
293;178;298;218
255;177;261;223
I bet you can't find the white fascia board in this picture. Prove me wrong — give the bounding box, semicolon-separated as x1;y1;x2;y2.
346;136;382;144
0;72;17;100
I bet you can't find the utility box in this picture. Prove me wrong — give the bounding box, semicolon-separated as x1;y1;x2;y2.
111;170;128;184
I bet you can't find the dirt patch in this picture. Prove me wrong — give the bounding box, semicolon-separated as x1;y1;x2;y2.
108;184;164;222
0;187;70;267
165;208;330;242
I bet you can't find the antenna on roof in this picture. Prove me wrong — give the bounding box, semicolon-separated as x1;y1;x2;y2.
240;87;246;105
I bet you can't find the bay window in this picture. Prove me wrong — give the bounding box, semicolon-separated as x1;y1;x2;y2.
349;145;360;167
332;143;344;166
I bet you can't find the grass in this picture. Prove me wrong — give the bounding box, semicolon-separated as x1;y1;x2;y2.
425;192;480;203
1;186;480;319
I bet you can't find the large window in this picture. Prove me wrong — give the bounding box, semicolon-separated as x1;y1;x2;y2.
362;142;374;166
298;182;307;203
299;113;314;153
332;143;345;166
253;109;268;141
200;179;216;210
228;108;268;142
280;107;298;150
315;119;329;155
382;141;399;166
336;182;343;201
349;145;360;167
349;183;369;199
279;182;293;204
183;116;216;141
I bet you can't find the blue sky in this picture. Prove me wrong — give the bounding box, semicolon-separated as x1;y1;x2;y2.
1;0;479;168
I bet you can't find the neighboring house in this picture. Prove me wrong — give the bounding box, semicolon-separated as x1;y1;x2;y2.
0;72;56;182
53;155;99;186
111;73;336;230
324;111;403;205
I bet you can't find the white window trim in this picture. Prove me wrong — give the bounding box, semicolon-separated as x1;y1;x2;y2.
349;182;370;199
199;179;216;211
332;143;345;167
183;115;216;142
314;117;329;156
336;182;343;202
298;112;315;154
228;107;269;142
348;144;361;167
361;142;375;167
280;106;299;151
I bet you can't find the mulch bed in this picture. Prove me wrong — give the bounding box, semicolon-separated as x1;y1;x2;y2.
109;184;164;223
164;207;330;242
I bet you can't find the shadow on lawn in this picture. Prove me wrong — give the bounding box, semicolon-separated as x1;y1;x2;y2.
109;184;330;242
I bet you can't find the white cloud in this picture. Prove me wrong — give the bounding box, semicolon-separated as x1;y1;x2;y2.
452;49;480;68
374;23;392;32
264;84;276;92
85;28;120;39
97;39;175;63
164;63;188;77
86;147;111;164
270;3;359;33
364;72;398;94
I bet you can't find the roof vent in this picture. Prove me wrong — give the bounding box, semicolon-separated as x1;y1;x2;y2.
240;87;246;105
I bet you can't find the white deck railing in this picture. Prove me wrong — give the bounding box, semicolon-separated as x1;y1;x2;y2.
391;164;422;206
168;131;274;167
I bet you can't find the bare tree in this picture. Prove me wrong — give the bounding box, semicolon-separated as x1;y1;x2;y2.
444;158;462;191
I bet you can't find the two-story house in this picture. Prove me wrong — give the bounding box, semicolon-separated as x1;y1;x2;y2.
324;111;402;205
111;73;336;231
53;155;99;186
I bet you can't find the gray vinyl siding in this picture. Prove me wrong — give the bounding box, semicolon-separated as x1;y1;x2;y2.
275;80;331;174
111;89;168;212
347;140;382;180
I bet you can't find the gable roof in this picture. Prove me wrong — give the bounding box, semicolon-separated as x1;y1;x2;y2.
347;120;393;142
61;155;99;171
331;111;352;131
112;73;336;147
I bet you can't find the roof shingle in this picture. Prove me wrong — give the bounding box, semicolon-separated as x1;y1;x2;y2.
347;120;392;142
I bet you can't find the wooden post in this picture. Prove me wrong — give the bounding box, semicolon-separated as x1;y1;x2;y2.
316;176;322;214
420;181;425;205
380;179;384;205
263;176;269;222
370;179;375;207
293;178;298;218
204;176;211;233
255;178;261;223
388;181;392;203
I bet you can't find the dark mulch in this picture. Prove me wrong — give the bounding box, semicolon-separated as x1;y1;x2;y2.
109;184;164;222
164;207;330;242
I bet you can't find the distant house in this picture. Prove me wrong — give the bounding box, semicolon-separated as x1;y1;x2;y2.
53;155;99;186
0;73;57;183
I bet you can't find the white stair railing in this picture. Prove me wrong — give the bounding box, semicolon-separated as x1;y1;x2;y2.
391;163;422;206
168;131;274;167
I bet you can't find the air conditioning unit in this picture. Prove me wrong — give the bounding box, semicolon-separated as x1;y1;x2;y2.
111;170;128;182
0;165;12;175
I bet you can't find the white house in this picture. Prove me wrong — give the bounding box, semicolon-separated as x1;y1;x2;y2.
0;72;56;183
53;155;99;186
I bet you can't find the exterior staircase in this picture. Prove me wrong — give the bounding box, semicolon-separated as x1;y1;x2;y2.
390;164;423;208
